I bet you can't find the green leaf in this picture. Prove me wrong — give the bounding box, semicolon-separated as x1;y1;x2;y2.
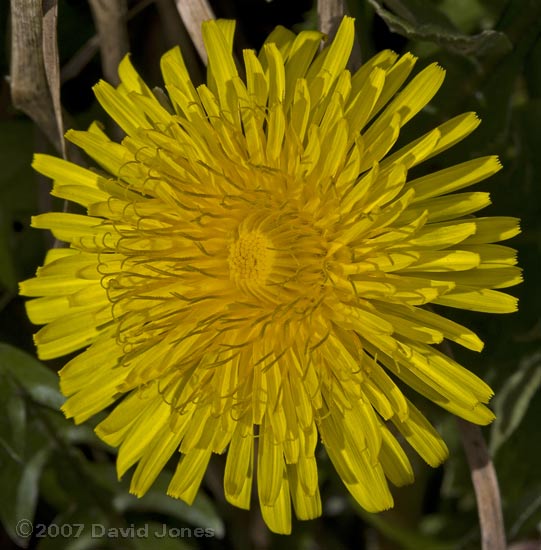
368;0;512;57
0;347;64;547
132;522;198;550
113;473;225;539
16;448;51;527
0;372;26;461
7;387;27;457
75;460;224;539
490;349;541;454
354;506;458;550
508;487;541;540
0;446;50;548
0;342;64;409
34;506;118;550
493;392;541;539
438;0;486;34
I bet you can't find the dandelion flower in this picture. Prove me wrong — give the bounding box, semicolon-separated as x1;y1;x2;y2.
20;17;521;534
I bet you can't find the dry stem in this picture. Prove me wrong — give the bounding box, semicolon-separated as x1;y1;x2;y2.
88;0;129;85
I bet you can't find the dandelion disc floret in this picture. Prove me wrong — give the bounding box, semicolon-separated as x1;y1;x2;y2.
229;229;272;285
20;17;522;534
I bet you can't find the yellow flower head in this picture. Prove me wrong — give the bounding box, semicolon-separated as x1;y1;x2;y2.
20;17;521;534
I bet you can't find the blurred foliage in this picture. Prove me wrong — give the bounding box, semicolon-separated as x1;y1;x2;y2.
1;0;540;548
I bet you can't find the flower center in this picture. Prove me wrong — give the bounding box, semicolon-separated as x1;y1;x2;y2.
228;230;273;285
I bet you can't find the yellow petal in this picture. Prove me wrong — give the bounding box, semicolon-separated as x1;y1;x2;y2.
426;266;522;289
287;463;321;520
379;422;414;486
384;112;481;169
94;80;149;135
318;406;393;512
463;244;518;266
464;217;521;244
373;302;484;352
257;419;284;506
259;25;295;70
400;192;492;224
95;390;155;447
160;46;202;118
289;78;310;142
116;395;175;478
264;43;286;107
168;448;213;504
20;275;96;297
130;424;183;497
400;249;481;272
66;128;141;185
391;401;448;467
224;419;253;508
259;467;292;535
345;68;386;142
406;221;476;248
34;310;108;360
366;63;445;142
370;53;417;120
202;19;238;109
32;154;109;206
410;156;502;201
350;49;398;97
284;30;324;107
434;287;518;313
307;16;354;101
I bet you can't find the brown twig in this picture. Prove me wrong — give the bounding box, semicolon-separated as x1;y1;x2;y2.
155;0;203;83
41;0;72;247
61;0;155;84
457;419;507;550
436;337;506;550
317;0;346;39
60;35;99;84
42;0;65;159
9;0;84;162
155;0;189;48
10;0;61;152
172;0;215;64
317;0;362;70
87;0;130;85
